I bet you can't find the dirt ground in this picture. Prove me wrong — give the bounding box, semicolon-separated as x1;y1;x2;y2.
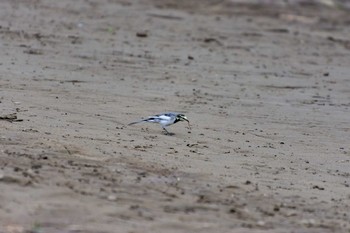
1;0;350;232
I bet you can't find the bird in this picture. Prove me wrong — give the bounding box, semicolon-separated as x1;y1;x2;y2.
128;112;190;135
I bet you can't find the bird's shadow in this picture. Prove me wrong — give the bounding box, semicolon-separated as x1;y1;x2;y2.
163;132;176;136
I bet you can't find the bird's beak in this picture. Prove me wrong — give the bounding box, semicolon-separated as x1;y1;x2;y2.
182;116;191;130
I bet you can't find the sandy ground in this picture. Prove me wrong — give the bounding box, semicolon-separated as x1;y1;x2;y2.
1;0;350;232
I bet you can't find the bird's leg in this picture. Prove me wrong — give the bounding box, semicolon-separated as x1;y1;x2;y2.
162;127;174;135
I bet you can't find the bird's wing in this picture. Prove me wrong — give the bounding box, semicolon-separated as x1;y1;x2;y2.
153;114;173;121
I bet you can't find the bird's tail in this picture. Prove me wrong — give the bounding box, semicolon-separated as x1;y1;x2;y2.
128;119;146;126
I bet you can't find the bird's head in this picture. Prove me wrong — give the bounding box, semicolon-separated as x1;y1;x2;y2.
177;114;189;123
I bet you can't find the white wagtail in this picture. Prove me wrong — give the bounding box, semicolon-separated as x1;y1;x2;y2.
128;112;190;135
